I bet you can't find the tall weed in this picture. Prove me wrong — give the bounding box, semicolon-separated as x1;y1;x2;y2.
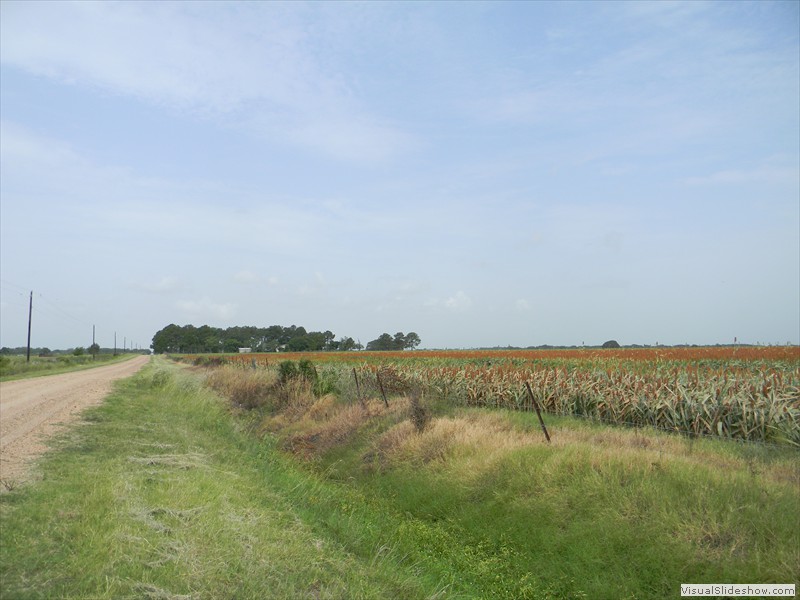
205;366;277;410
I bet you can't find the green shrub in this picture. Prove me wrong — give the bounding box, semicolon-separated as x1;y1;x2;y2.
278;360;299;384
298;359;318;383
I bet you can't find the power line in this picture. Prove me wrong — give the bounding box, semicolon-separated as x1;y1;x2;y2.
0;280;128;349
0;279;29;294
35;293;90;327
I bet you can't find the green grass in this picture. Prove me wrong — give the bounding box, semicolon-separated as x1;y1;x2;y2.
0;360;439;599
261;394;800;599
0;353;141;382
2;360;798;599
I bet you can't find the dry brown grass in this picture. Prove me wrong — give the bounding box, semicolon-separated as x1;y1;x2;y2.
360;407;799;488
365;410;539;471
277;396;410;459
204;366;798;488
205;367;277;410
304;394;338;421
278;378;318;420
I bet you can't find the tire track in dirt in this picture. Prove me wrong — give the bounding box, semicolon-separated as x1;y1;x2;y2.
0;355;150;486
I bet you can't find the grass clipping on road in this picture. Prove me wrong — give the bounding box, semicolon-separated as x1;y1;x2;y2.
2;360;798;599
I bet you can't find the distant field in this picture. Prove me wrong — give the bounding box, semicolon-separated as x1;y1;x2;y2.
178;346;800;445
0;353;143;382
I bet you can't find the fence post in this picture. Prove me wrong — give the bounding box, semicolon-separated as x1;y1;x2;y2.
525;381;551;443
376;370;389;408
353;368;366;409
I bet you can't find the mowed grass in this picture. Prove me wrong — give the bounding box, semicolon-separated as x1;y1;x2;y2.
0;361;437;599
2;359;798;599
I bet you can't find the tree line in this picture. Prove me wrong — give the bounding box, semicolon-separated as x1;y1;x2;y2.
365;332;421;351
150;324;422;354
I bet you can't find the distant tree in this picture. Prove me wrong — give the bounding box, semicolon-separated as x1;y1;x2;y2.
601;340;621;348
224;339;244;353
366;332;421;351
73;347;85;356
286;336;311;352
366;333;395;351
338;337;357;351
393;332;406;350
151;323;363;355
322;330;336;351
152;324;183;353
404;332;421;349
88;343;100;357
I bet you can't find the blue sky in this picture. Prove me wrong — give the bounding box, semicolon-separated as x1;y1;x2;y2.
1;0;798;350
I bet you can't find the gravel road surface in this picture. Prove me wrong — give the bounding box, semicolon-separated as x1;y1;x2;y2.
0;355;150;486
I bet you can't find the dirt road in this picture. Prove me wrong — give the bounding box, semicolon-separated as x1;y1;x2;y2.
0;355;150;486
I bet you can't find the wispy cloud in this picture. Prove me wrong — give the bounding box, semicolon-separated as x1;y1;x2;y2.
232;271;279;286
175;297;237;321
233;270;261;284
684;165;799;186
0;121;398;255
133;277;181;294
465;1;796;170
426;291;473;312
0;2;413;163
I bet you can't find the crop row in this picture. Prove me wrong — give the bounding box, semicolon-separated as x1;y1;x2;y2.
178;348;800;445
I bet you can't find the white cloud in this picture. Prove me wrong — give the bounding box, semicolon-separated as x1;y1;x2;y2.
288;116;416;164
134;277;180;294
684;165;799;186
0;2;413;162
233;271;260;284
443;291;472;311
0;122;353;254
296;272;330;297
175;297;237;321
515;299;530;311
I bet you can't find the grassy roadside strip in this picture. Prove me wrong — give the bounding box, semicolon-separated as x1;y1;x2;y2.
0;360;440;599
0;353;143;382
207;363;800;599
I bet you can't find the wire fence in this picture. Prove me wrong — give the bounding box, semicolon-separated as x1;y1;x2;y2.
178;354;800;450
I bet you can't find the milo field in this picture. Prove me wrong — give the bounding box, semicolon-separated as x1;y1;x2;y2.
176;346;799;597
187;345;800;445
2;347;798;599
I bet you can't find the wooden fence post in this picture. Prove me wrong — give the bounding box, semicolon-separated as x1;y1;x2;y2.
525;381;551;443
376;370;389;408
353;368;366;409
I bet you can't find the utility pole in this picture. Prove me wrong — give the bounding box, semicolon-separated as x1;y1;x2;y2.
26;291;33;363
114;332;117;356
93;325;96;361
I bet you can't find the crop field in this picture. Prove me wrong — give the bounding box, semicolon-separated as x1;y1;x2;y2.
180;347;799;596
180;346;800;446
4;353;796;599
